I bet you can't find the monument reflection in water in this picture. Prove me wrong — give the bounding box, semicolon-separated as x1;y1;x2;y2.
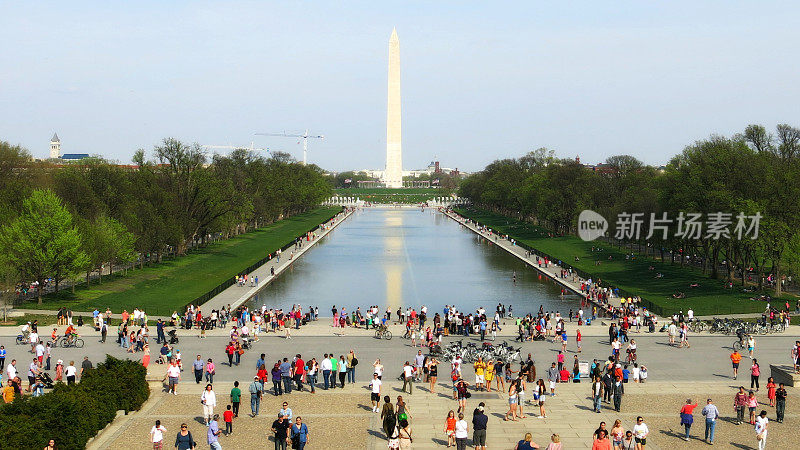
248;208;576;315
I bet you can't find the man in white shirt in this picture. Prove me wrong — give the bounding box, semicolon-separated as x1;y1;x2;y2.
320;354;333;390
35;342;45;368
6;359;17;381
755;410;768;450
29;331;38;353
402;361;414;394
369;373;382;412
687;309;694;322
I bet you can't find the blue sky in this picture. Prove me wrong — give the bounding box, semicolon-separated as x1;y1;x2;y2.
1;1;799;171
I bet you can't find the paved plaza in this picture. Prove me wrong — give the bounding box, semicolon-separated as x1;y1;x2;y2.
3;320;800;449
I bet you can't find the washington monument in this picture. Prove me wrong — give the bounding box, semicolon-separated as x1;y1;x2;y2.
383;28;403;188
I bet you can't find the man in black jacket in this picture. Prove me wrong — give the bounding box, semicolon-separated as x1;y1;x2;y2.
472;402;488;450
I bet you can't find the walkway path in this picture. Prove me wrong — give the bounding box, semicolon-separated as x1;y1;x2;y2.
199;208;354;311
441;210;644;317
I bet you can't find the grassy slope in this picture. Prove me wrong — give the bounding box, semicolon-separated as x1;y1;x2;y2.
27;207;341;315
455;208;788;316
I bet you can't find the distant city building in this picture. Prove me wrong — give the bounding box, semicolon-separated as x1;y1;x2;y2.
50;133;61;159
61;153;90;161
48;132;90;161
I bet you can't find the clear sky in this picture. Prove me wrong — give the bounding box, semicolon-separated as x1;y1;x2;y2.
2;1;799;171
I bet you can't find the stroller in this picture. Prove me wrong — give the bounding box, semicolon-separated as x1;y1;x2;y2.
241;336;252;350
167;329;179;344
38;372;55;389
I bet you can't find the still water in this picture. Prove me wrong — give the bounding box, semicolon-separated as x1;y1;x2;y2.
248;208;578;315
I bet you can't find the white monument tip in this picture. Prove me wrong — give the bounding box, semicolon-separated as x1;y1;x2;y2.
390;28;398;41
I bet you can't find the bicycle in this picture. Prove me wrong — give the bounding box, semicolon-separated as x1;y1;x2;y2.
374;326;393;340
58;335;85;348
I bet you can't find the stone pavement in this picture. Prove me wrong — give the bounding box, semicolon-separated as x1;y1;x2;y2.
199;208;354;311
88;379;800;449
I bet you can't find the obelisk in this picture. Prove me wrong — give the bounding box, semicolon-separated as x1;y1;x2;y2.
384;28;403;188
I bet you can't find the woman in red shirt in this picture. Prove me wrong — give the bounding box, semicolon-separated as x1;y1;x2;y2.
679;399;698;441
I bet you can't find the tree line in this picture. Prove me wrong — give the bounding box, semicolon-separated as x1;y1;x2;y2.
459;124;800;295
0;138;332;303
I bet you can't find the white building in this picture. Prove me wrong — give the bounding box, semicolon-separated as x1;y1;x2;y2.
50;133;61;159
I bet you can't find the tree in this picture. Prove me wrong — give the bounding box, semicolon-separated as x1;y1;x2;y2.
0;189;88;303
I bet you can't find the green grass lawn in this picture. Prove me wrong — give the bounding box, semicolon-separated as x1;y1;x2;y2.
23;207;341;315
455;208;793;317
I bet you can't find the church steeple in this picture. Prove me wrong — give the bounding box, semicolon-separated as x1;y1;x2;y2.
50;132;61;159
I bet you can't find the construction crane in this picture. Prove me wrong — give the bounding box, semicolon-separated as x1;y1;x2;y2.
201;142;270;154
254;130;324;165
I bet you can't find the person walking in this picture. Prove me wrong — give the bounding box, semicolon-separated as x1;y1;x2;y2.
370;373;382;412
679;399;698;441
150;420;166;449
205;359;215;384
471;402;488;450
734;386;748;425
201;384;217;426
249;376;263;417
610;420;625;449
775;383;787;423
632;416;649;450
755;410;768;450
165;360;180;395
545;434;561;450
730;349;742;379
747;335;756;359
402;361;414;394
455;377;469;414
290;417;309;450
505;381;518;421
271;413;291;450
381;395;396;438
444;410;456;448
701;398;719;445
230;381;241;417
428;357;439;394
592;430;612;450
612;376;624;412
547;363;558;396
174;423;195;450
591;376;603;413
454;413;468;450
207;414;221;450
747;390;758;425
751;359;761;391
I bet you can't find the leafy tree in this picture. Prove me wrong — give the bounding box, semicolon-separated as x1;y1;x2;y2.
0;189;88;303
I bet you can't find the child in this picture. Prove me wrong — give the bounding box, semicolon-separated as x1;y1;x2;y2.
766;377;776;407
223;405;234;435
